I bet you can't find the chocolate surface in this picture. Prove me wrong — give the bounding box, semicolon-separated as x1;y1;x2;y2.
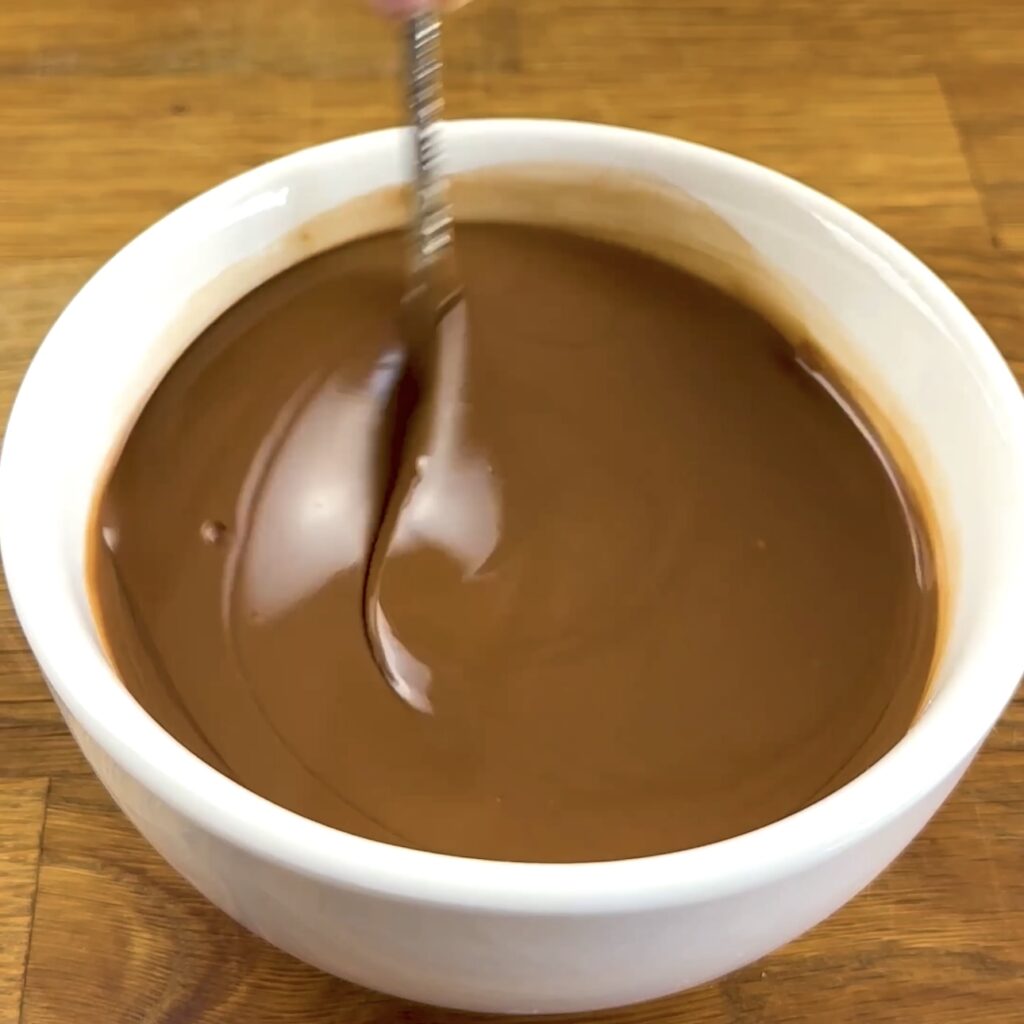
89;221;938;862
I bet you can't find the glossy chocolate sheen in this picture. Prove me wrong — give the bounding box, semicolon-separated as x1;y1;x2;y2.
89;221;938;862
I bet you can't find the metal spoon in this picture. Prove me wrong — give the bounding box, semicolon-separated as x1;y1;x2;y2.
404;11;457;289
362;9;463;709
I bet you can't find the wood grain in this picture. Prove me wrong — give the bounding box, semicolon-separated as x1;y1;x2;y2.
940;64;1024;252
1;1;1022;1021
0;781;47;1024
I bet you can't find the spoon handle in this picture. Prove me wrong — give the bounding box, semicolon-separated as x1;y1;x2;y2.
405;11;454;275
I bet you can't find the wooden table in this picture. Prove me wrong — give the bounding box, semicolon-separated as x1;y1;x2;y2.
2;2;1023;1021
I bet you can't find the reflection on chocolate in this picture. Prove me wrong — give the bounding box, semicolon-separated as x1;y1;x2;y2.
88;221;938;862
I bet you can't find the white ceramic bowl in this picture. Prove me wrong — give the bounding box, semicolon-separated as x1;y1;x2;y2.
3;121;1024;1014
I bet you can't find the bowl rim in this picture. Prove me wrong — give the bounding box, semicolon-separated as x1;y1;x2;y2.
3;118;1024;914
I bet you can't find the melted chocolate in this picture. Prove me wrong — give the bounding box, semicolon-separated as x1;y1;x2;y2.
89;222;938;862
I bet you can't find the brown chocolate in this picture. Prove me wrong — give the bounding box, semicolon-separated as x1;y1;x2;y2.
88;221;938;862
